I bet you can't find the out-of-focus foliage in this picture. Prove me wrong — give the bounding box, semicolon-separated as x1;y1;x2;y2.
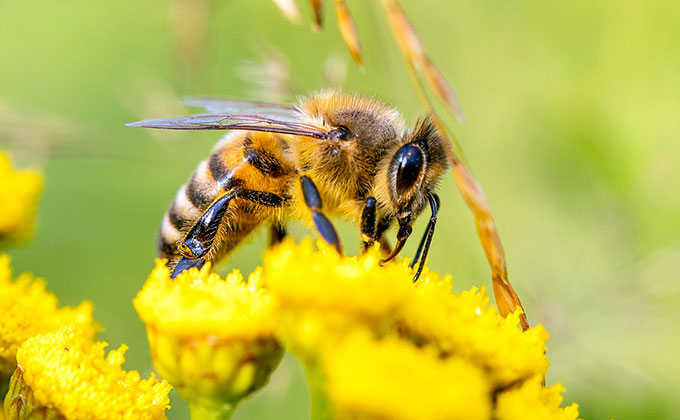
1;1;678;419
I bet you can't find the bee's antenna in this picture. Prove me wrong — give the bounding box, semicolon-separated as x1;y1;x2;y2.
410;193;441;268
412;192;439;282
409;226;427;270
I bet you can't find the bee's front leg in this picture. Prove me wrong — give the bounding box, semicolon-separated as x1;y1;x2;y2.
299;176;343;254
410;192;439;282
360;197;378;253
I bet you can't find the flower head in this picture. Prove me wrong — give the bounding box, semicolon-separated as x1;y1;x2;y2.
260;238;579;420
397;276;549;387
495;377;580;420
0;152;42;241
264;238;412;357
134;260;282;412
6;327;171;420
322;330;491;420
0;254;97;374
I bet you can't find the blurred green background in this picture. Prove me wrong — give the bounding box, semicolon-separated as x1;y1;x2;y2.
2;0;679;418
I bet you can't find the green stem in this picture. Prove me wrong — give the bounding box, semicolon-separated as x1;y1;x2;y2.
305;365;332;420
189;398;235;420
1;369;10;405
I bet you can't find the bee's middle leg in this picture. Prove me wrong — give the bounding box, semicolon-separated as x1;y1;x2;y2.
299;175;342;254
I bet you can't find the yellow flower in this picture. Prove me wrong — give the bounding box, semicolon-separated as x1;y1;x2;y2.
397;276;550;387
264;238;412;358
495;377;581;420
0;254;97;374
261;238;579;420
322;330;491;420
0;152;42;241
134;260;282;417
6;327;171;420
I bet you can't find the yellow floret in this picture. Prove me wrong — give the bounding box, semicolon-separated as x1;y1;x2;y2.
0;152;42;241
0;254;97;373
10;327;171;420
398;277;550;387
495;377;581;420
323;330;491;420
265;238;412;316
134;261;282;410
134;260;277;339
264;238;413;357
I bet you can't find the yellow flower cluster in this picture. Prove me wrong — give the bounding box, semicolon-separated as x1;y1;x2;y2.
260;238;580;420
397;274;549;387
7;327;171;420
0;152;42;241
134;261;282;417
0;254;97;374
132;238;582;420
0;256;171;420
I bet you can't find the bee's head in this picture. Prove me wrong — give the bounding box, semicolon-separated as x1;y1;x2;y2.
297;91;406;194
382;117;448;218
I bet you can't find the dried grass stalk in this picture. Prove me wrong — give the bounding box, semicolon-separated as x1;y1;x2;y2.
452;162;529;330
380;0;465;123
334;0;362;66
309;0;324;30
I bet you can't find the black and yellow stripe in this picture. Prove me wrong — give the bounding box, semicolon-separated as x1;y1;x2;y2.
157;132;296;270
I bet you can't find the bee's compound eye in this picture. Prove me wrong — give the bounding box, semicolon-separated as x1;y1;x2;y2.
394;144;425;196
329;125;354;141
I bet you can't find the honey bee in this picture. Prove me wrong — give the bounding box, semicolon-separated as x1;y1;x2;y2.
128;91;448;279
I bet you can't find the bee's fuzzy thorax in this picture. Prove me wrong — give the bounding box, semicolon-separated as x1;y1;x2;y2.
297;90;405;132
293;91;407;223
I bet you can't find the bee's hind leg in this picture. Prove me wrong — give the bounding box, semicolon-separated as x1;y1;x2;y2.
300;176;342;254
171;256;206;278
176;188;286;277
177;191;236;261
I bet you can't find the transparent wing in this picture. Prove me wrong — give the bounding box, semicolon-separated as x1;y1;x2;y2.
182;97;299;118
127;112;330;139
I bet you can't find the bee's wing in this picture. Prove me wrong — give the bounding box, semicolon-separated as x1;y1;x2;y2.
181;97;299;118
127;112;330;139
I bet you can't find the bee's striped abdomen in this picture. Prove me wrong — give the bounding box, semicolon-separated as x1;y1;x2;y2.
158;164;215;266
157;132;296;271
